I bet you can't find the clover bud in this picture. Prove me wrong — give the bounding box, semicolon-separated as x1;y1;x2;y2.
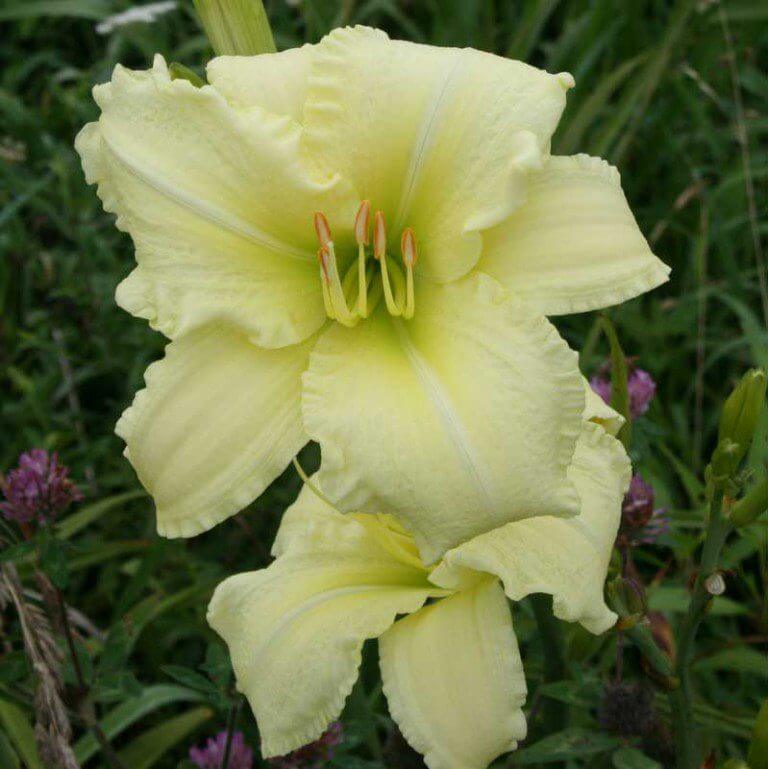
730;477;768;527
193;0;275;56
717;368;766;469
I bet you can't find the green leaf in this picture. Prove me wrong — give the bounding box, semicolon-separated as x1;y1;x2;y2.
74;685;208;764
0;651;30;684
38;533;69;588
613;746;663;769
694;647;768;676
0;540;37;564
161;665;221;700
57;490;145;540
0;0;112;21
0;700;44;769
118;706;213;769
648;585;748;616
601;314;632;449
748;699;768;769
514;728;621;764
93;671;143;703
0;728;20;769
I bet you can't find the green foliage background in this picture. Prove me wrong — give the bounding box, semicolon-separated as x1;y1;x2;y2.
0;0;766;767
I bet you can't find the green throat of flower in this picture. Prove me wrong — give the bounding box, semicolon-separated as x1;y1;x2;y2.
314;202;417;327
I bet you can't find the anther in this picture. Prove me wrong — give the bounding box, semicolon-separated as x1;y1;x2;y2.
313;212;332;247
401;228;418;268
401;227;417;319
355;201;371;246
373;210;387;260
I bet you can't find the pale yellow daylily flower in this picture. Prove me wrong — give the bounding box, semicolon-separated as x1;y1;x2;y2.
207;417;630;769
76;25;668;563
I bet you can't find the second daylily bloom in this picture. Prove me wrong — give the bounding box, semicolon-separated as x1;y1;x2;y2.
76;26;668;562
207;416;631;769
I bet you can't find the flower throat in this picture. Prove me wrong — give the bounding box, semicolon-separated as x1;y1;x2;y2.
313;202;417;327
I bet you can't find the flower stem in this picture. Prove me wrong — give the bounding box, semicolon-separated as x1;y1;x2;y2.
220;697;241;769
529;594;568;736
669;489;731;769
56;587;127;769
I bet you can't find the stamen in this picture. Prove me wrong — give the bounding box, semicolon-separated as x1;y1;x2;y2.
374;211;402;316
313;211;332;246
317;247;333;317
355;201;371;317
319;243;357;327
401;228;417;319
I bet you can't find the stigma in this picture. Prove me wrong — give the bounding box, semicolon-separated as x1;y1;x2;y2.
313;204;417;327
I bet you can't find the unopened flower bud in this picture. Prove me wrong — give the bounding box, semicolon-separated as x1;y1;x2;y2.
607;576;647;629
704;572;726;596
730;477;768;527
717;368;766;469
709;438;742;482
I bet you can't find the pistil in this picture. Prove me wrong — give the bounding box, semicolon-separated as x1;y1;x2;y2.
355;201;371;318
401;227;418;319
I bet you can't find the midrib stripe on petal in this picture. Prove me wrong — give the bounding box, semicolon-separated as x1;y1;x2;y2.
393;50;465;232
101;133;315;262
392;318;496;514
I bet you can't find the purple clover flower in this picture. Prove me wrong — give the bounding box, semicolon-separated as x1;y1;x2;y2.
189;731;254;769
268;722;343;769
590;363;657;420
619;473;669;546
0;449;82;525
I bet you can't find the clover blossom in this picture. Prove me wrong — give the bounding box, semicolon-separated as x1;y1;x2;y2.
189;731;253;769
590;363;657;420
76;26;668;564
0;449;81;525
618;473;669;546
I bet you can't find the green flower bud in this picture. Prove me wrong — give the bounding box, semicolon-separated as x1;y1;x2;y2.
193;0;276;56
730;477;768;527
168;63;205;88
748;699;768;769
717;368;767;467
607;576;647;629
709;439;742;483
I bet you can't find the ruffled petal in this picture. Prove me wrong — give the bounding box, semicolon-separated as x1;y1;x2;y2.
431;421;631;634
583;378;624;436
478;154;670;315
273;477;425;570
302;272;584;564
302;26;572;282
207;518;439;757
206;45;313;122
115;323;312;537
76;54;356;348
380;580;527;769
